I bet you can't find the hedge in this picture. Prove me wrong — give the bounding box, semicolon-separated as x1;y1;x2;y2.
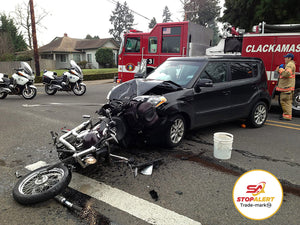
34;72;117;83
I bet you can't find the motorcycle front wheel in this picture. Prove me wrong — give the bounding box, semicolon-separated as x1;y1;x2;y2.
72;83;86;96
13;165;71;205
22;86;37;99
0;92;8;99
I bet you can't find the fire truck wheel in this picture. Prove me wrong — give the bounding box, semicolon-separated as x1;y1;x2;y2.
247;101;268;128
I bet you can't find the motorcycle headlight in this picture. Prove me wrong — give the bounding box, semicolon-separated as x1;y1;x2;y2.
134;95;167;107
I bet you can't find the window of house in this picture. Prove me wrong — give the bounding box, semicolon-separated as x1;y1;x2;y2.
230;62;258;80
162;27;181;53
61;54;67;62
200;62;228;83
148;37;157;53
87;54;92;63
73;54;81;62
125;37;140;52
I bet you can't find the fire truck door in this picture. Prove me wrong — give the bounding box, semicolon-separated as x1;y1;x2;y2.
122;36;142;82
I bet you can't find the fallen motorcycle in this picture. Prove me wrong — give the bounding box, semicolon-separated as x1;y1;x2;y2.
43;60;86;96
0;62;37;100
12;100;131;204
12;98;162;204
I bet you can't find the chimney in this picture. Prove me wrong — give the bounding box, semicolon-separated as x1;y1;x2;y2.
64;33;68;37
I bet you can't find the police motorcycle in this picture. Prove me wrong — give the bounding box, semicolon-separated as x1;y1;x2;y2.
0;62;37;100
43;60;86;96
12;97;161;205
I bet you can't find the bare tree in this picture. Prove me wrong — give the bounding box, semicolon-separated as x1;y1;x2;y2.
14;1;48;49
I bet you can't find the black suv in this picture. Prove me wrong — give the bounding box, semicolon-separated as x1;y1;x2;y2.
108;56;271;147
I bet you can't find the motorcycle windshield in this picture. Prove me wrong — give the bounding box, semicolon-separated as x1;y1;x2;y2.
70;60;83;78
20;62;33;75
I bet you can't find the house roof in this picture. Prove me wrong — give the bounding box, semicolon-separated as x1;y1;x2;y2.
39;34;119;53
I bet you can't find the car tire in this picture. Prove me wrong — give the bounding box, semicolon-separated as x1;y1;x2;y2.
247;101;268;128
292;88;300;116
164;114;186;147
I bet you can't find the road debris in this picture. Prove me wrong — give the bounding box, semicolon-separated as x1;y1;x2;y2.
149;190;159;201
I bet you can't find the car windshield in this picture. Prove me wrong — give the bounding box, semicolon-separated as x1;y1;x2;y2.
146;61;204;87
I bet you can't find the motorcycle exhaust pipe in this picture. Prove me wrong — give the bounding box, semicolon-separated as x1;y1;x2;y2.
54;195;83;212
0;87;11;93
50;84;63;90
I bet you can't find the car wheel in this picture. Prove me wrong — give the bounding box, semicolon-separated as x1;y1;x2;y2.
164;114;186;147
292;88;300;115
247;101;268;128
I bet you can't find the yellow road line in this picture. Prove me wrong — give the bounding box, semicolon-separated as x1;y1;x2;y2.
265;122;300;131
267;120;300;127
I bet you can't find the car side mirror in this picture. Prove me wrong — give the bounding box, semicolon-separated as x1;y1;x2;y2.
194;79;213;92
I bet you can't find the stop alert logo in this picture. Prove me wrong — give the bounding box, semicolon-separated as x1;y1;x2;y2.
232;170;283;220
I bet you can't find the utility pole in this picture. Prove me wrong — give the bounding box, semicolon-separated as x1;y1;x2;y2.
29;0;40;76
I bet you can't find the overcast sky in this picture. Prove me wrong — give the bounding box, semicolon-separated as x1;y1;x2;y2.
1;0;224;47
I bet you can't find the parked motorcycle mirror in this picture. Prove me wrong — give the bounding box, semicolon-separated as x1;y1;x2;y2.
194;79;213;93
82;115;91;119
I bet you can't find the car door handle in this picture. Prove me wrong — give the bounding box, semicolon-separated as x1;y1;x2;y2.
251;85;258;90
222;90;231;95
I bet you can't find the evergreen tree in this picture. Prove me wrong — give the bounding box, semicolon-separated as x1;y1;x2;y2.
0;13;27;53
162;6;172;23
183;0;220;26
85;34;100;39
221;0;300;31
149;17;157;29
109;1;134;44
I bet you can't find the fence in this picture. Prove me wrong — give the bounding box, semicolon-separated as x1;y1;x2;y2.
0;59;55;75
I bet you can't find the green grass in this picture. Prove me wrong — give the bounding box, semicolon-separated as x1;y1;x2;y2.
45;68;118;76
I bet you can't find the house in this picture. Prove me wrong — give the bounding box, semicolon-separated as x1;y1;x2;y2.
38;33;119;69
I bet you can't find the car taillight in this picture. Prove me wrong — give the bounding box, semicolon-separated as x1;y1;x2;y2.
117;79;122;83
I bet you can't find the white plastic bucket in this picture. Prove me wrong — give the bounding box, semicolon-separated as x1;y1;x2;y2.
213;132;233;160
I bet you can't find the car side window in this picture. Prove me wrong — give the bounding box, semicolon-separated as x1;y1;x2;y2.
199;62;227;83
230;62;258;80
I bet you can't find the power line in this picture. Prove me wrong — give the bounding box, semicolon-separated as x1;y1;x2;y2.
106;0;150;21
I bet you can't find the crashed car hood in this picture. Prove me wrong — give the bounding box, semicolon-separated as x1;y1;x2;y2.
108;79;182;101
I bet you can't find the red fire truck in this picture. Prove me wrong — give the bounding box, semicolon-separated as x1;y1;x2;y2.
117;21;213;83
206;22;300;114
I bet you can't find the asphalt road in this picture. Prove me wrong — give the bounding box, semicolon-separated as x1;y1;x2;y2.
0;80;299;225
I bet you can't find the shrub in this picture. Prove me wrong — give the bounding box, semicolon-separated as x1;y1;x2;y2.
0;53;15;61
95;48;113;68
77;60;88;69
16;54;32;61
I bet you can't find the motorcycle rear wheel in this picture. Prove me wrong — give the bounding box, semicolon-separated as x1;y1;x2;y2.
45;84;57;95
13;165;71;205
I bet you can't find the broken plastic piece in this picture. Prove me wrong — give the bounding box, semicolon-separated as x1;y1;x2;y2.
140;165;153;175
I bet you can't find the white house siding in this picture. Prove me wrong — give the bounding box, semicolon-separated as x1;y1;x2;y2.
55;54;69;69
84;49;98;69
